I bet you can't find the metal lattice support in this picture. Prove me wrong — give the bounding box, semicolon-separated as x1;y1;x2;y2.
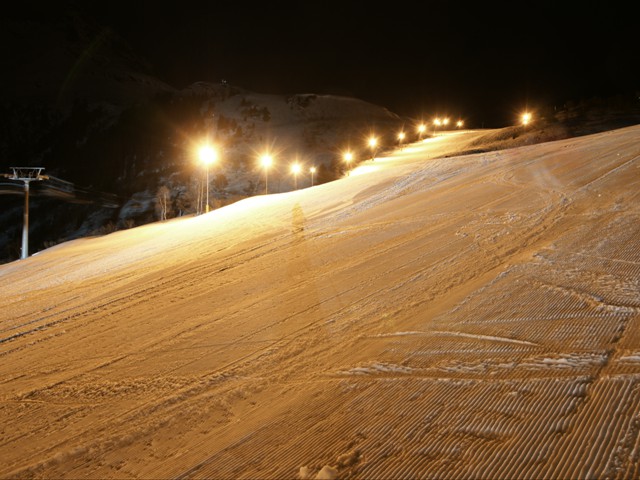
5;167;48;259
9;167;45;181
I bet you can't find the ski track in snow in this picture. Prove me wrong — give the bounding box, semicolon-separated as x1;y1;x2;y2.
1;127;640;479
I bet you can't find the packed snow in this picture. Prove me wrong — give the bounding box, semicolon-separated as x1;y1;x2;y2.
1;125;639;479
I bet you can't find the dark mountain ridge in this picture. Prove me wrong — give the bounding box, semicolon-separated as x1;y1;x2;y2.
0;9;408;263
1;8;639;265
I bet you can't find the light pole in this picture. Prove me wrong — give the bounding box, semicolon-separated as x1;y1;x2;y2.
291;162;301;189
521;112;532;126
456;120;464;128
433;118;442;135
398;131;406;150
310;166;316;186
417;123;426;140
368;136;378;160
4;167;47;259
343;151;354;174
199;145;217;213
260;154;273;194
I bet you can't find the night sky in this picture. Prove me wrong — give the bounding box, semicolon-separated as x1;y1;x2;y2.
14;2;640;127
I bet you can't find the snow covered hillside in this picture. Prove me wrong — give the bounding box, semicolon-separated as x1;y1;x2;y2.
1;125;640;479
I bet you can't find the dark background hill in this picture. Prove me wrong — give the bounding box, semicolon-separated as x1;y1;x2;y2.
0;9;408;263
1;6;639;264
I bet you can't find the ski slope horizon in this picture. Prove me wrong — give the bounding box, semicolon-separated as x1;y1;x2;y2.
2;125;640;479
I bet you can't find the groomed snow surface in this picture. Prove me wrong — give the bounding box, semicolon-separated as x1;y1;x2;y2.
1;126;640;479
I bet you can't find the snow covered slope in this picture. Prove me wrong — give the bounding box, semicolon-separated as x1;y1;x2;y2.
1;125;640;479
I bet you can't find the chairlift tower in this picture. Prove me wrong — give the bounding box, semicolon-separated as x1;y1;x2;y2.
5;167;48;259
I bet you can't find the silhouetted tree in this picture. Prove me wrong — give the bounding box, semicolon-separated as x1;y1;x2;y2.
155;185;171;221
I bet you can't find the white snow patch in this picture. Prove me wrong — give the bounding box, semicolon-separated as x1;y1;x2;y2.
440;362;489;373
432;330;537;346
521;353;607;369
298;466;312;479
315;465;338;479
373;331;424;337
349;164;381;177
339;362;414;375
298;464;339;479
619;354;640;363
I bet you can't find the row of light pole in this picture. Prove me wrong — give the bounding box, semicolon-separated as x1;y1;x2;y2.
196;115;468;205
259;156;317;194
197;122;453;209
197;147;319;210
197;112;533;211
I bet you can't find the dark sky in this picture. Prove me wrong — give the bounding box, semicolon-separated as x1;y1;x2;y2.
23;2;640;127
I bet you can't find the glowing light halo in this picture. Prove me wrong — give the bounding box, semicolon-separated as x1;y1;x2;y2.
198;145;218;165
343;151;354;164
260;154;273;168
